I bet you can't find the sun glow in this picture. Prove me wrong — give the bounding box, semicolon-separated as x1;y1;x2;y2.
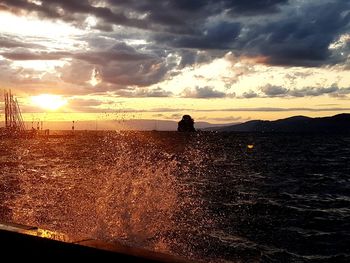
31;94;67;110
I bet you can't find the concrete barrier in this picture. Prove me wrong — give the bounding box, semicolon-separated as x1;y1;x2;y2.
0;222;192;262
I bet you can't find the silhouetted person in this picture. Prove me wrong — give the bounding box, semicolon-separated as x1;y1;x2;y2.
178;115;196;132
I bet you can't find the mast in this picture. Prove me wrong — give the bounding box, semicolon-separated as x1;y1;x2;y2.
15;98;25;131
4;90;9;128
3;89;25;132
9;90;13;128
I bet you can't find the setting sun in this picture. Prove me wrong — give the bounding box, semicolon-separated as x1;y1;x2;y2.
31;94;67;111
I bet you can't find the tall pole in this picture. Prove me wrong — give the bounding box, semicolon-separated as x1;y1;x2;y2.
9;90;14;128
15;99;25;131
5;90;9;128
2;90;25;132
8;90;11;128
4;90;8;128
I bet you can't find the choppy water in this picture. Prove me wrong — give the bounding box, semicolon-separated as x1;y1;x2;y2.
0;132;350;262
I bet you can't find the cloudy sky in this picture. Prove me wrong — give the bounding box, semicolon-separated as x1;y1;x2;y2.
0;0;350;124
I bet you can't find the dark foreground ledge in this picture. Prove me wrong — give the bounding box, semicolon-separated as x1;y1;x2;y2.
0;222;191;262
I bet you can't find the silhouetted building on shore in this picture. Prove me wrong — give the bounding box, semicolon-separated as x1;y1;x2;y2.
177;115;195;132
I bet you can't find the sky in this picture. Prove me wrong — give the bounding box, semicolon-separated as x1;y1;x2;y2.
0;0;350;126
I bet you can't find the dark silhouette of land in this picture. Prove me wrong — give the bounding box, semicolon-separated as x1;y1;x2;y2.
206;113;350;133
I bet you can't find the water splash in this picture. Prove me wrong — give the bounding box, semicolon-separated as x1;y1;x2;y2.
0;132;214;261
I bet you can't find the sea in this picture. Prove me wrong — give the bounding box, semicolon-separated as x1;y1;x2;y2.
0;131;349;262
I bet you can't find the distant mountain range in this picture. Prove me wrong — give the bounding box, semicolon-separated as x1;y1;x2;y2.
205;114;350;133
1;114;349;132
0;119;235;131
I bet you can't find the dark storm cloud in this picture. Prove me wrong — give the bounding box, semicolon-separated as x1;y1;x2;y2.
181;86;234;99
260;84;288;97
92;22;114;32
107;0;289;21
157;22;242;50
134;87;173;97
241;1;350;66
0;39;174;89
224;0;289;15
115;87;173;97
59;57;170;88
59;60;95;86
241;90;259;99
0;0;289;33
135;1;348;67
0;0;213;34
0;35;43;49
0;0;147;30
177;50;216;69
259;84;350;98
0;59;18;84
101;59;172;87
0;0;349;94
74;42;153;64
106;0;213;33
289;86;340;97
1;42;152;62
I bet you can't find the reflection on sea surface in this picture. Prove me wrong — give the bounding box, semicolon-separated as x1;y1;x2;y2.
1;131;350;262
